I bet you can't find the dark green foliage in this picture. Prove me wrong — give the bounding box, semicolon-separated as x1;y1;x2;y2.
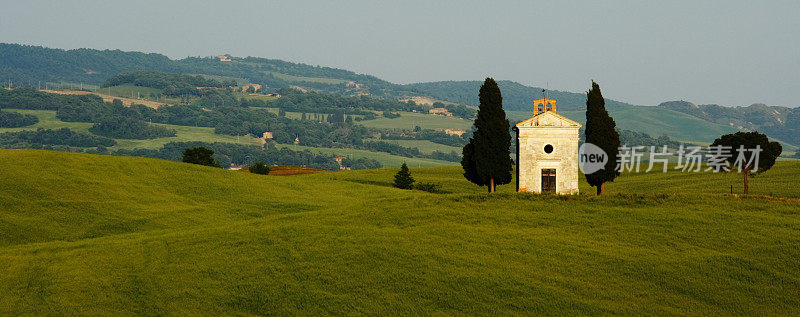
382;110;401;119
0;128;116;148
0;43;399;93
327;109;345;123
616;129;681;148
413;182;442;193
248;162;271;175
379;128;468;147
407;80;635;112
362;141;420;158
0;110;38;128
346;157;383;170
584;81;621;193
461;139;483;186
711;131;782;195
114;141;376;171
711;131;782;173
103;71;234;96
89;116;176;139
266;89;425;115
182;146;220;167
426;150;461;162
0;87;103;111
461;78;512;191
393;163;415;189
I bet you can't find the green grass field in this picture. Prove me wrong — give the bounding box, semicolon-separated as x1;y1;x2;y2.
358;111;474;130
0;149;798;314
266;71;348;85
0;109;453;166
95;84;164;100
276;143;455;167
0;109;261;149
374;139;461;154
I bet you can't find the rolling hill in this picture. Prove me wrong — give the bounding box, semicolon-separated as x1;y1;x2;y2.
405;80;638;111
2;43;798;150
1;149;799;314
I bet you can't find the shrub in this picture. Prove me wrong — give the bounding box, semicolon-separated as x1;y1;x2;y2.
0;110;39;128
182;146;220;167
414;182;442;193
0;128;116;148
248;162;271;175
383;110;401;119
89;116;176;139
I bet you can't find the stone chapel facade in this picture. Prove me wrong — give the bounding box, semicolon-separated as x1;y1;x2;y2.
513;98;581;194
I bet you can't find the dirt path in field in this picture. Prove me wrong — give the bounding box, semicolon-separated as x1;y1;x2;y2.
40;89;169;109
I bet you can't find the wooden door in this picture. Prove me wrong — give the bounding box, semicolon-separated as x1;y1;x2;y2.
541;169;556;193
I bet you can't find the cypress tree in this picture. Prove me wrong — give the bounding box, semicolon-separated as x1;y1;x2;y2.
393;162;415;189
461;77;512;193
584;81;620;194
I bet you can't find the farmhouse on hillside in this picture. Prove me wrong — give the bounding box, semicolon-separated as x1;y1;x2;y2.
513;98;581;194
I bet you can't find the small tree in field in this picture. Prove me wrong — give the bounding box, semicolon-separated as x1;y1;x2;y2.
393;163;415;189
584;81;620;195
249;162;271;175
710;131;782;195
182;146;220;167
461;77;512;193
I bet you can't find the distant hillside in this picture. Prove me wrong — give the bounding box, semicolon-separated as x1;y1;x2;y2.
658;101;800;145
0;43;407;96
405;80;638;111
3;43;797;147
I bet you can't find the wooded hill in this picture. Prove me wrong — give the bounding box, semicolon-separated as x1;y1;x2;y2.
2;43;798;148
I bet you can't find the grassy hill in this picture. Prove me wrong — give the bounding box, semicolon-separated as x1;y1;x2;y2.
1;149;799;314
406;80;639;111
0;109;456;167
2;43;796;150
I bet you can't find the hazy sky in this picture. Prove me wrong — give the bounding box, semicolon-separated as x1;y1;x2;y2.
1;0;798;107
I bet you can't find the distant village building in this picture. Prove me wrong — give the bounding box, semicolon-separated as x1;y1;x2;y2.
266;92;281;98
429;107;453;117
513;98;581;194
216;54;232;62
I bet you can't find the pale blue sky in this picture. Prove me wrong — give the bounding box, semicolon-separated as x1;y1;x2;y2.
1;0;798;107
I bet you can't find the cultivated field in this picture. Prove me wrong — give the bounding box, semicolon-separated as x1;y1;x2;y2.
358;111;473;130
0;149;798;314
0;109;456;167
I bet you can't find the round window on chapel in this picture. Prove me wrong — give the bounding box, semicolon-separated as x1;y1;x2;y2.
544;144;554;154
